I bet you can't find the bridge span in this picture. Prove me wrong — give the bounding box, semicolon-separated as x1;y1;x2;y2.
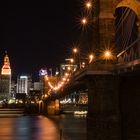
39;0;140;139
61;56;140;140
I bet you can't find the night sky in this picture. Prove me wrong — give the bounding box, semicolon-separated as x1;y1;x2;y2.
0;1;82;81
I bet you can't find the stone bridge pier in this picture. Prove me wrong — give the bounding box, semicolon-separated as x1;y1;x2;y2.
85;0;140;138
84;67;140;140
84;71;121;140
38;99;60;115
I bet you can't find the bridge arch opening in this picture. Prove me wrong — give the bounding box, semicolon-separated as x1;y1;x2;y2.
114;0;140;61
114;6;139;51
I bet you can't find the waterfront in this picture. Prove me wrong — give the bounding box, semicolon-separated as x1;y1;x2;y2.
0;114;87;140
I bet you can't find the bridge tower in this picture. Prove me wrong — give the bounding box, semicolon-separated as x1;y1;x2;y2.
86;0;140;140
91;0;140;53
90;0;115;54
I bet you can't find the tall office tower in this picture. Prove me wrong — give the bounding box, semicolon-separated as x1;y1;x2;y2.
0;53;11;100
16;75;32;95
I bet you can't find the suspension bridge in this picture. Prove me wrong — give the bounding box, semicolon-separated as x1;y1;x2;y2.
39;1;140;140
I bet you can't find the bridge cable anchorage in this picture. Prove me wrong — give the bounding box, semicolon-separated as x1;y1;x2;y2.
117;38;140;58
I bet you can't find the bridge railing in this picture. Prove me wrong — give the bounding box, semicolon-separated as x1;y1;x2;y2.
117;38;140;64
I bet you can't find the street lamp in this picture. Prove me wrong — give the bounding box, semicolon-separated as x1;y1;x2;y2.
102;50;113;60
81;17;88;26
70;58;74;63
73;48;78;53
104;51;111;57
85;1;92;10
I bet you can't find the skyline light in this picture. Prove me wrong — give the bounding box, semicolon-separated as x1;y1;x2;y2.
1;1;137;82
1;54;11;75
0;2;81;78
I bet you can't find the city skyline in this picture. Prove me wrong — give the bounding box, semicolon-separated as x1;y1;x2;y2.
0;1;81;80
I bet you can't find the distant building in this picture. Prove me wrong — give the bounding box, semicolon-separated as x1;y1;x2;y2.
33;82;42;91
16;75;32;95
60;63;77;77
0;53;11;100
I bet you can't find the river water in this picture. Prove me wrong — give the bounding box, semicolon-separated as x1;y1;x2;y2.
0;114;87;140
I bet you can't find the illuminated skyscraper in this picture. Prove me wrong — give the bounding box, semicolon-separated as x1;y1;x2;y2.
16;75;32;95
0;53;11;99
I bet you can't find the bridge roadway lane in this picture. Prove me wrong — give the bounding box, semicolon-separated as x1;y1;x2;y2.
0;114;87;140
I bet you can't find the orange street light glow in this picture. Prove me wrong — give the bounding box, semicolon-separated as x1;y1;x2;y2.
85;1;92;9
73;48;78;53
70;58;74;63
104;51;111;57
64;73;69;77
103;50;113;60
81;18;87;25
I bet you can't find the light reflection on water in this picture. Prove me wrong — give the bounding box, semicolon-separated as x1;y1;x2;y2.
0;114;87;140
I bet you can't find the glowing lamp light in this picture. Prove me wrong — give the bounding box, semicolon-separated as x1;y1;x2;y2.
45;94;48;98
67;79;70;82
45;75;48;80
103;50;112;60
73;48;78;53
74;68;77;71
104;51;111;57
85;1;92;9
70;58;74;63
62;66;65;70
64;73;69;77
81;62;86;68
61;81;64;85
81;18;87;25
67;67;71;71
62;78;66;81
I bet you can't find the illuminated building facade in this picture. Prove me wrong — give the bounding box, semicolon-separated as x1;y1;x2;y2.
16;75;32;95
0;53;11;100
60;64;77;77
